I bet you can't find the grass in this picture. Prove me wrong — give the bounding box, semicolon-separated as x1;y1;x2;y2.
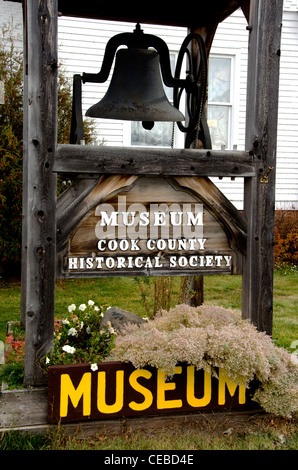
1;272;297;349
0;414;297;451
0;270;297;450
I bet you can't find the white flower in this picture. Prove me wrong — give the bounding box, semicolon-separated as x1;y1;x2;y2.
68;304;76;312
45;357;50;364
68;327;78;337
80;321;84;330
94;306;99;312
86;326;91;334
62;319;70;325
62;345;76;354
90;363;98;371
88;300;95;306
79;304;87;311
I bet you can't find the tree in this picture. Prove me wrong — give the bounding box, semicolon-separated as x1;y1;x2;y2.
0;21;95;273
0;22;23;270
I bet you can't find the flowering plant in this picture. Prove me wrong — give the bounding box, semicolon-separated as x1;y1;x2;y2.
44;300;117;371
5;332;25;364
108;304;298;417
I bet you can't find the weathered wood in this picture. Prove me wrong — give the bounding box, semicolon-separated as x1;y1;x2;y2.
65;198;233;276
20;4;29;329
174;177;247;255
0;388;48;429
54;144;255;177
242;0;283;334
0;386;266;437
57;175;245;278
57;175;138;248
22;0;58;386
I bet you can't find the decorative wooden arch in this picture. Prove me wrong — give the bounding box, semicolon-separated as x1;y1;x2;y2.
55;174;247;278
20;0;283;385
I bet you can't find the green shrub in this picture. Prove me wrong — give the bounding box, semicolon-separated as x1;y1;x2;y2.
0;362;24;389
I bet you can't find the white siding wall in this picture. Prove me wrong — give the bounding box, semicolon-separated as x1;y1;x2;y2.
1;0;297;209
0;0;22;45
276;6;298;209
208;9;248;209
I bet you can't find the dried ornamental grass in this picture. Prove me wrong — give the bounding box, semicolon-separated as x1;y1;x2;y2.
108;304;298;417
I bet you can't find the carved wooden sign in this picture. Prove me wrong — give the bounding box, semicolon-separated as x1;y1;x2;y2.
48;362;257;423
58;175;245;278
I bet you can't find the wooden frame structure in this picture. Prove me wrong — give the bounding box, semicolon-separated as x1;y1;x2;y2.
20;0;283;386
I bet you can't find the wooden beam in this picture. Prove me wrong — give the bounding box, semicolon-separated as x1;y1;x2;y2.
22;0;58;386
242;0;283;334
56;0;248;28
54;145;255;177
0;387;265;437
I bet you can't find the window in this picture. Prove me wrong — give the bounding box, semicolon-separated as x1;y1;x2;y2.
208;56;233;149
130;53;178;147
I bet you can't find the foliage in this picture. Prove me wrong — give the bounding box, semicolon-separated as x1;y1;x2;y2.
0;362;24;389
0;21;95;266
108;304;298;417
133;276;176;318
4;328;25;364
1;414;297;450
274;208;298;269
43;300;117;369
0;22;23;266
133;276;196;318
0;322;25;388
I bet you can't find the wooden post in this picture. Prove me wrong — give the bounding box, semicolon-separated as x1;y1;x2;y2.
242;0;283;334
22;0;58;386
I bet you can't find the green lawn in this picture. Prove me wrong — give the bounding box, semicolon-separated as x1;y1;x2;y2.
0;272;297;350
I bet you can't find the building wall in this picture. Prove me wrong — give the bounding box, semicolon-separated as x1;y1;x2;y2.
276;3;298;208
0;0;297;209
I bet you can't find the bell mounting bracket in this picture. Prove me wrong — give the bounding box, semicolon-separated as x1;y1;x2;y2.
70;24;210;146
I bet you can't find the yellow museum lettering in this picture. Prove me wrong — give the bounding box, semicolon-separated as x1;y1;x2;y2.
128;369;153;411
218;368;246;405
97;370;124;413
58;365;247;419
186;366;212;407
60;372;91;417
157;366;183;410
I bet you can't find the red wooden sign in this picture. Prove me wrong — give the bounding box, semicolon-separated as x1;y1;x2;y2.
48;361;258;423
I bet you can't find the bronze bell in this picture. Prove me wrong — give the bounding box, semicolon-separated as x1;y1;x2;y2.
85;48;184;129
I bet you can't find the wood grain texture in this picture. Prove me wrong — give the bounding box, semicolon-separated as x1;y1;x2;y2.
242;0;283;334
22;0;58;386
0;387;264;437
57;175;244;278
54;144;255;177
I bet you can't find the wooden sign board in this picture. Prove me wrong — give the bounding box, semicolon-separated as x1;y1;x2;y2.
59;176;241;278
48;362;257;423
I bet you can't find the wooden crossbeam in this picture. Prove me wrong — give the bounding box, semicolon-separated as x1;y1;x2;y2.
54;145;255;178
